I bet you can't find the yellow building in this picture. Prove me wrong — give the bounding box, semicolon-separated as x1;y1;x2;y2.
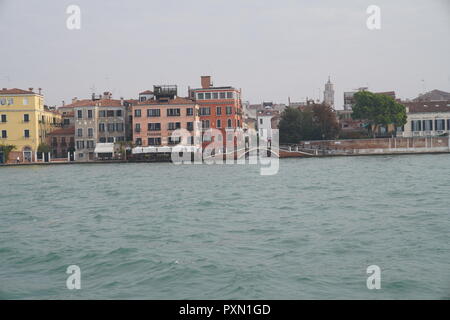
0;88;61;163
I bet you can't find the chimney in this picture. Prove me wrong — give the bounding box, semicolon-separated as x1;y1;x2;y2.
72;97;78;104
2;88;6;90
120;97;124;106
62;100;65;106
29;87;33;92
201;76;212;89
38;88;42;95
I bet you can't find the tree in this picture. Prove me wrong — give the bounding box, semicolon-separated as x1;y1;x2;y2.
352;91;407;137
312;103;340;140
37;143;51;153
0;144;16;163
278;107;321;143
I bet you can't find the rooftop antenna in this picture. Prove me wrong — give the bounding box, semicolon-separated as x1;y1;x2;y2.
421;79;426;94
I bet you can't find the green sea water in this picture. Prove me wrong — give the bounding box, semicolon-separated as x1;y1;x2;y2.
0;155;449;299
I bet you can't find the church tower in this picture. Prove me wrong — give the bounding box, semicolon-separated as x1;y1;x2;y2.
323;76;334;107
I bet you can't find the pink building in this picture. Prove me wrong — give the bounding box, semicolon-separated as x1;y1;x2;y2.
132;89;200;147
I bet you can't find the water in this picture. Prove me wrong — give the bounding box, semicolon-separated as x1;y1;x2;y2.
0;155;449;299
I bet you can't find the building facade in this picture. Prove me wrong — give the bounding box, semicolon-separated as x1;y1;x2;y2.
48;127;75;160
189;76;243;148
0;88;61;163
71;94;126;161
132;87;200;147
400;101;450;137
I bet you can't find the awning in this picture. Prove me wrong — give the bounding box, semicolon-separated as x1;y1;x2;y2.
94;143;114;154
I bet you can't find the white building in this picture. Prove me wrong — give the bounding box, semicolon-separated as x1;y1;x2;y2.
400;101;450;137
257;109;280;140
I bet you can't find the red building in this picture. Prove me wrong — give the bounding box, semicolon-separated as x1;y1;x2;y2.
189;76;243;149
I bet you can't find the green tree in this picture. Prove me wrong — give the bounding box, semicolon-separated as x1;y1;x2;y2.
37;143;51;153
313;103;340;140
278;107;321;143
352;91;407;137
0;144;16;163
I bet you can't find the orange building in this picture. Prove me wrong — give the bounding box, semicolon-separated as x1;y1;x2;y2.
132;86;200;147
189;76;243;149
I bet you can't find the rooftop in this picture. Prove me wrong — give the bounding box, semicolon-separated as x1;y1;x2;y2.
404;100;450;113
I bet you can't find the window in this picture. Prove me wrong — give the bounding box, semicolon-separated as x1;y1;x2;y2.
147;109;160;117
77;110;83;119
219;92;226;99
77;128;83;137
167;108;181;116
423;120;433;131
226;92;233;99
186;108;194;116
1;115;6;122
0;98;5;105
411;120;421;132
237;120;240;127
199;107;211;116
168;136;181;145
76;141;85;149
78;153;84;158
202;120;210;129
216;107;222;115
115;123;124;132
148;137;161;146
7;98;13;105
107;123;115;132
197;93;204;100
213;92;218;99
107;137;114;143
227;119;232;128
205;93;211;99
217;119;221;128
1;130;7;138
148;123;161;131
99;137;106;143
168;122;181;130
87;140;95;149
135;138;142;145
226;106;232;115
260;119;263;124
88;110;93;119
63;118;70;125
116;110;122;117
435;119;445;131
61;137;66;145
99;123;105;132
88;128;93;137
187;122;194;131
99;110;106;117
107;110;114;117
134;109;141;117
23;98;29;105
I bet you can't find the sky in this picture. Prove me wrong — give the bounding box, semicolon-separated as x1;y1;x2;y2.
0;0;449;109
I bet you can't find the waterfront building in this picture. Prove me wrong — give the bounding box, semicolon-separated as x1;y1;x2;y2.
257;109;280;140
399;100;450;137
65;93;127;161
323;76;335;107
47;127;75;160
132;85;200;147
0;88;61;163
189;76;243;147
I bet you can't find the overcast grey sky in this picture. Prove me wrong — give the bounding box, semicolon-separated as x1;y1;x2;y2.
0;0;449;108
